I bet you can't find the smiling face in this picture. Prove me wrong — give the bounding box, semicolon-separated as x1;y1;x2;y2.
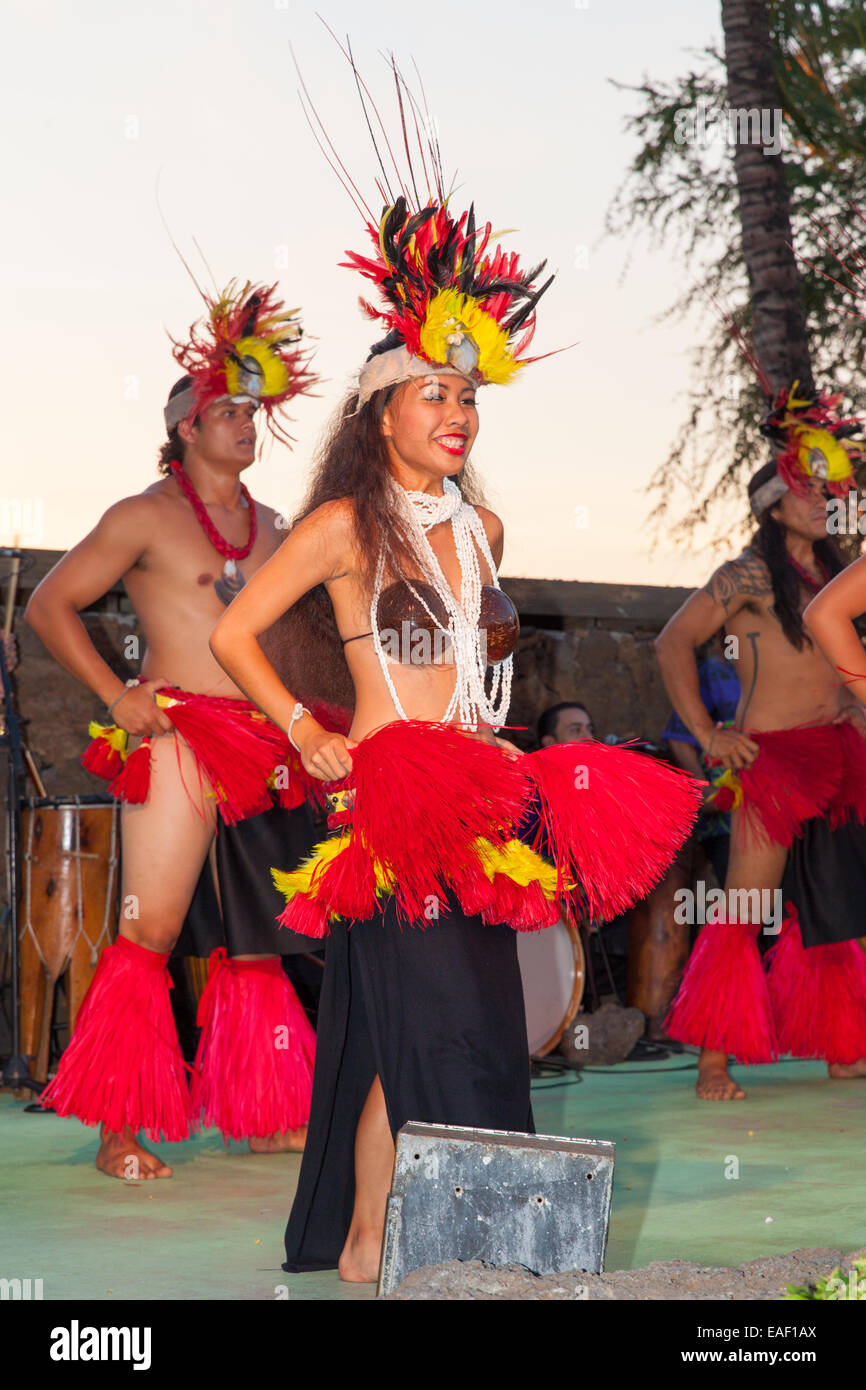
381;372;479;491
180;397;258;470
771;476;829;543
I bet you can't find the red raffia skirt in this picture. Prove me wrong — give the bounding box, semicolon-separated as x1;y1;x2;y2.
271;720;703;937
706;721;866;848
666;722;866;1064
82;687;348;823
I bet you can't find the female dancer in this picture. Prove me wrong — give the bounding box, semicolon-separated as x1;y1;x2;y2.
805;555;866;705
209;75;701;1282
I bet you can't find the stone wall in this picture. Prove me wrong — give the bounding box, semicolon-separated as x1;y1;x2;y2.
510;624;675;747
12;610;137;802
503;576;692;747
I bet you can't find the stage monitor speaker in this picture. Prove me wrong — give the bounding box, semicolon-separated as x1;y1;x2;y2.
378;1122;615;1296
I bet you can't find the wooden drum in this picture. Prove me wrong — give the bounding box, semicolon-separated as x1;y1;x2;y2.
17;796;120;1082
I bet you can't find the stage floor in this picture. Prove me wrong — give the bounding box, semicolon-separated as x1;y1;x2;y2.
2;1053;864;1301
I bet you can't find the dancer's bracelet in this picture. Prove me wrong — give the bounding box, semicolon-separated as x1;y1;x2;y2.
288;702;312;754
106;678;140;720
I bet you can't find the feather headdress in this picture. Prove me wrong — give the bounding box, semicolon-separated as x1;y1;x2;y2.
713;303;860;503
722;209;866;502
343;197;552;391
164;279;317;442
296;34;556;404
759;381;860;499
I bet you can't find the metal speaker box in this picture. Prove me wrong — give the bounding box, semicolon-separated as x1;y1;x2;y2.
378;1121;615;1296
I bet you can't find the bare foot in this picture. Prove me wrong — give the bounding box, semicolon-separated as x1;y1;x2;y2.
248;1127;307;1154
96;1126;173;1180
338;1229;382;1284
697;1056;746;1101
828;1058;866;1079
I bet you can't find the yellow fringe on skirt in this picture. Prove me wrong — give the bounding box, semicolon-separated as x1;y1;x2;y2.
271;833;559;925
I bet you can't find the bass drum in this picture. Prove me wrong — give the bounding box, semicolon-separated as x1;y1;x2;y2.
516;918;585;1059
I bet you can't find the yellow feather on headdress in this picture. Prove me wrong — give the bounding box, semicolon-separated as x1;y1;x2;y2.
225;337;291;398
419;289;522;385
793;426;854;483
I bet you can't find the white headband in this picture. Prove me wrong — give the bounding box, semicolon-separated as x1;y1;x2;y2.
164;389;257;433
356;344;477;409
750;474;789;519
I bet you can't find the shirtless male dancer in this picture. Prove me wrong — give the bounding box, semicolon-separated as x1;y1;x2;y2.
29;282;321;1176
657;418;866;1101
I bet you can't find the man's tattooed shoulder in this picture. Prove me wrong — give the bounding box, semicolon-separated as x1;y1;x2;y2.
702;545;772;612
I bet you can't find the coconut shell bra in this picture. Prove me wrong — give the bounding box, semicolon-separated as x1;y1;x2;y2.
342;579;519;666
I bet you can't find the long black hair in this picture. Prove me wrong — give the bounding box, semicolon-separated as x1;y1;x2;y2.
748;462;846;650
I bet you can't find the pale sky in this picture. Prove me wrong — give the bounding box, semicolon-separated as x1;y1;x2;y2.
4;0;734;587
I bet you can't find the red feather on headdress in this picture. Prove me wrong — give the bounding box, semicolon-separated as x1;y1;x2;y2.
759;382;861;499
340;198;553;382
709;292;861;499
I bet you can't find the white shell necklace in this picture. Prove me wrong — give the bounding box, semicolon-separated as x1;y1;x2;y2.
369;477;513;730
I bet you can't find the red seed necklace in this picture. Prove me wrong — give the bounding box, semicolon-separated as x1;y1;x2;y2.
170;460;257;605
787;552;829;594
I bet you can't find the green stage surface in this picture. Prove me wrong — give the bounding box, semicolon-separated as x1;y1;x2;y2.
2;1055;864;1301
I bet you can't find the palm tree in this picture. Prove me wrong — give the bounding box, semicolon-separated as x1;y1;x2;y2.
607;0;866;540
720;0;814;395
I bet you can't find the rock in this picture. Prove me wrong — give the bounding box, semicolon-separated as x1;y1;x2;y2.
384;1247;866;1301
559;1001;646;1067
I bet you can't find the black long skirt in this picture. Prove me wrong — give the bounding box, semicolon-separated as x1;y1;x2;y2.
782;816;866;947
283;895;534;1273
175;803;317;957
